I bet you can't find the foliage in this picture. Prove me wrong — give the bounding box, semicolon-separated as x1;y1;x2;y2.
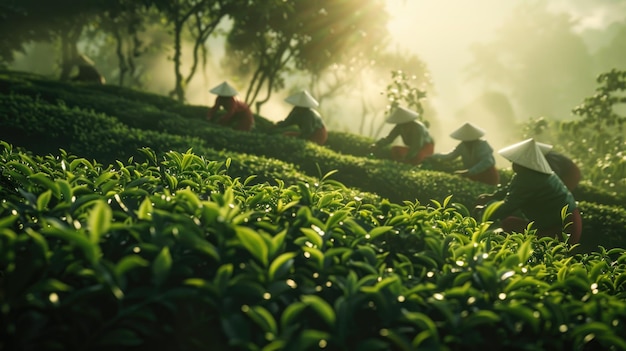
1;69;624;253
1;144;626;351
522;70;626;194
147;0;230;101
384;70;428;124
224;0;389;111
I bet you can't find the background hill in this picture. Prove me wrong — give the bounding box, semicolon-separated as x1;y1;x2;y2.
0;69;625;254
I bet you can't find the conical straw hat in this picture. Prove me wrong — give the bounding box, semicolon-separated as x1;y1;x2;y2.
385;106;419;124
284;90;319;108
210;81;238;96
535;141;553;155
498;138;552;174
450;122;485;141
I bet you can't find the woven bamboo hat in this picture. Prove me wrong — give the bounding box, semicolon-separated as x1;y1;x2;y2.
386;106;419;124
284;90;319;108
498;138;552;174
450;122;485;141
210;81;238;96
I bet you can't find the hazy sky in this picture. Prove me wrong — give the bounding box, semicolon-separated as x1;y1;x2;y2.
381;0;626;160
384;0;626;121
385;0;518;119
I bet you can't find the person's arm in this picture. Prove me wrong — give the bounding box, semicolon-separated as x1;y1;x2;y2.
431;144;461;161
476;177;512;205
276;109;296;128
207;97;224;121
490;177;532;220
373;124;401;148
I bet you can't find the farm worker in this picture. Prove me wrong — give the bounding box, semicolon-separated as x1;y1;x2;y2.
275;90;327;145
426;122;499;186
207;81;254;131
370;106;434;165
476;138;582;244
71;54;105;85
536;141;582;191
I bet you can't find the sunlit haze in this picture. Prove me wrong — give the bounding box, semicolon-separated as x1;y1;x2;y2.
8;0;626;161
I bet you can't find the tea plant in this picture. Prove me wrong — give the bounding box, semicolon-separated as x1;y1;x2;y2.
1;145;625;350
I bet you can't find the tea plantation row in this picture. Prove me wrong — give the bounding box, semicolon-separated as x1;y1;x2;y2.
1;144;625;350
0;70;624;254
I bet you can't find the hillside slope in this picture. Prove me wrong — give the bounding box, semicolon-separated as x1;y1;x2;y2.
0;69;624;253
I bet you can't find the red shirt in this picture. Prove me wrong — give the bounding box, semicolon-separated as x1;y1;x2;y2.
207;96;254;131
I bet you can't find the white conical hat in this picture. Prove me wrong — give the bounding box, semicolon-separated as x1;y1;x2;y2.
385;106;419;124
536;141;553;155
284;90;319;108
498;138;552;174
210;81;238;96
450;122;485;141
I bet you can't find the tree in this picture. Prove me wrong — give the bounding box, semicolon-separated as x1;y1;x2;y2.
466;2;594;119
0;0;102;76
92;0;154;87
149;0;230;102
223;0;389;114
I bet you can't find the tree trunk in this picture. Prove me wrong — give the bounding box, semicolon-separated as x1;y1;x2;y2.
59;28;81;81
171;20;185;102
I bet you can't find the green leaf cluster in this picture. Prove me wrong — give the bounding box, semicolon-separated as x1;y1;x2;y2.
1;145;626;350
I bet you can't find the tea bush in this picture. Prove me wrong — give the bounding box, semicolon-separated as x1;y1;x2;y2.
0;70;624;254
1;145;625;350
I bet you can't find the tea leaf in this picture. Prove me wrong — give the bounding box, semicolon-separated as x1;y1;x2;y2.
115;255;149;277
280;302;307;331
494;302;540;333
325;210;349;230
245;305;277;335
88;200;112;243
36;190;52;211
137;197;154;220
465;310;501;328
300;227;324;248
30;172;60;198
301;295;335;327
367;226;393;240
482;200;503;223
152;246;172;286
235;226;268;266
268;252;296;281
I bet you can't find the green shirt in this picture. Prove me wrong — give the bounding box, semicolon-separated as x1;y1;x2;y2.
491;167;577;229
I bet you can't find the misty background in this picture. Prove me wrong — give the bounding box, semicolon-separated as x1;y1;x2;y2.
7;0;626;165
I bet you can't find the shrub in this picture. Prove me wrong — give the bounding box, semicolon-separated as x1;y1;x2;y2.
1;146;626;350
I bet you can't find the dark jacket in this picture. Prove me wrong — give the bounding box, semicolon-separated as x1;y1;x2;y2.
491;166;577;229
277;107;325;139
376;121;433;159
